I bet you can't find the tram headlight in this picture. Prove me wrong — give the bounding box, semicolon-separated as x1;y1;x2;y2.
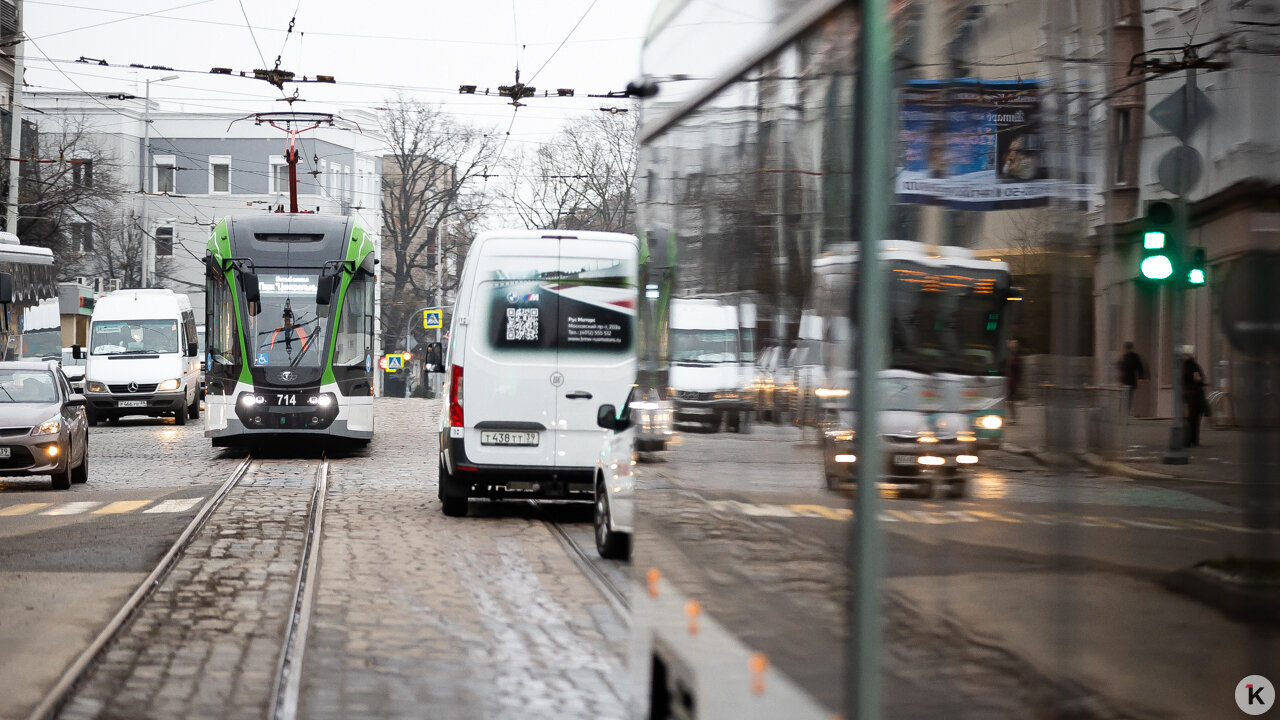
157;378;181;391
239;392;266;407
307;393;335;408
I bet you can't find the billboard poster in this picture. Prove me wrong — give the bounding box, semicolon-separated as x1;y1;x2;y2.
896;79;1076;210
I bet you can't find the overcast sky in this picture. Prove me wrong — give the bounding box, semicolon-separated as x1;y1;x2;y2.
21;0;659;151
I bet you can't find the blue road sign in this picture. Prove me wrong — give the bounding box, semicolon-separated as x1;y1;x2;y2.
423;309;443;329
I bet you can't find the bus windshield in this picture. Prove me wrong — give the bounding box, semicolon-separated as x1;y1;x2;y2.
888;261;1008;375
245;272;327;369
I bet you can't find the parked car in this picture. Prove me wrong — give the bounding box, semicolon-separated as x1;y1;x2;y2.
594;394;635;559
0;360;90;489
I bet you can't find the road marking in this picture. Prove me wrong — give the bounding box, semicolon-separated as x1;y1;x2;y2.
0;502;52;516
143;498;203;514
967;510;1021;523
93;500;152;515
787;504;851;520
42;501;101;516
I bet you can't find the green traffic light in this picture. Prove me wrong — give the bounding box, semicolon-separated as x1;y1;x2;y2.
1141;254;1173;280
1143;231;1167;250
1188;268;1205;285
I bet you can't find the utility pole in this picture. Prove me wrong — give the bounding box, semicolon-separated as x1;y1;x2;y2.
5;0;22;234
140;74;177;287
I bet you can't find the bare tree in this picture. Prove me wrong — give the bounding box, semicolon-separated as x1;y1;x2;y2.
507;109;638;232
12;117;133;272
380;96;500;352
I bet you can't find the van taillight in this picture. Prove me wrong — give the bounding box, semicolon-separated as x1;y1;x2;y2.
448;365;464;428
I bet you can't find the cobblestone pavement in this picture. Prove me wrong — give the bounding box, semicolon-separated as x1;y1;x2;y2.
59;459;319;720
300;399;628;720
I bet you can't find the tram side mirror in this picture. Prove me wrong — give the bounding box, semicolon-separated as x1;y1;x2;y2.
0;272;11;305
72;345;83;360
316;273;340;306
240;271;261;316
204;254;222;279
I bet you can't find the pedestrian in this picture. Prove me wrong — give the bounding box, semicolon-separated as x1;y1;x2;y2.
1118;341;1146;416
1180;345;1207;448
1006;339;1022;425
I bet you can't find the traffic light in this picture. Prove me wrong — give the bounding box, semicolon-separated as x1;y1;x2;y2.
1140;200;1179;281
1188;247;1206;286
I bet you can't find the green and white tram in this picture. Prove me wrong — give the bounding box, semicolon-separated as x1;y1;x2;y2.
203;214;376;446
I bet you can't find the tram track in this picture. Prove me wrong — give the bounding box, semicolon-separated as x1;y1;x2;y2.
26;455;332;720
532;500;631;621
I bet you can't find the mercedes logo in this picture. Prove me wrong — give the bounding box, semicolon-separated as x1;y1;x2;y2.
127;382;138;393
280;371;296;382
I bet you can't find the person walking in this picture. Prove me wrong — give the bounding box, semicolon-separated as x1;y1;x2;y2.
1118;341;1146;416
1181;345;1207;448
1006;339;1022;425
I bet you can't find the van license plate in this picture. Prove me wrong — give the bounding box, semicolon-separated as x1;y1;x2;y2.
0;447;10;459
481;431;539;446
119;400;147;408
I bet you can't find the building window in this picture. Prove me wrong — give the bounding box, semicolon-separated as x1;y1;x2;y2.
71;159;93;187
155;226;173;257
209;155;231;194
70;222;93;253
154;155;176;194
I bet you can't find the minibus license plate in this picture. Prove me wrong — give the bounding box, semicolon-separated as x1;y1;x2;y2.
892;454;916;466
119;400;147;408
0;447;10;459
481;431;538;446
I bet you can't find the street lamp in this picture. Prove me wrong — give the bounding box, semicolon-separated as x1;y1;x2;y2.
141;74;179;287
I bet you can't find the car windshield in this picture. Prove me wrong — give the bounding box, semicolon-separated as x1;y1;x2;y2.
671;329;738;363
246;272;327;369
90;320;180;355
0;369;58;403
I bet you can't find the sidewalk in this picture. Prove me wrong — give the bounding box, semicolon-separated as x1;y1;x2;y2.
1000;402;1240;483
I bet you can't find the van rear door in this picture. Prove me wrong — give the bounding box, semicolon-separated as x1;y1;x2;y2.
462;238;562;469
553;236;638;469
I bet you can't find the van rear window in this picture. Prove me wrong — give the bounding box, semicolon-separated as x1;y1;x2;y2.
479;255;635;354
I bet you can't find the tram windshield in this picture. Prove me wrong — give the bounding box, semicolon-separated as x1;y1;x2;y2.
246;272;327;369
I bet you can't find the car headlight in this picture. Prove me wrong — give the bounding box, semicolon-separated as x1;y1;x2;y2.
86;381;107;393
157;378;181;391
977;414;1003;430
32;417;62;436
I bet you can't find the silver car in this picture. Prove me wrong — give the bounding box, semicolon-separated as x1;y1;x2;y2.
0;361;90;489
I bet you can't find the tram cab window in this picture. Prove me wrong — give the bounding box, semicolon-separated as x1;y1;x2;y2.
334;270;373;367
208;271;240;369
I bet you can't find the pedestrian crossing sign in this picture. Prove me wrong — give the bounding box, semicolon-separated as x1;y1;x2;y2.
423;309;443;329
386;353;404;371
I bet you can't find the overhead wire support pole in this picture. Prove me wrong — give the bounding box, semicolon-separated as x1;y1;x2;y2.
848;1;891;719
6;0;22;234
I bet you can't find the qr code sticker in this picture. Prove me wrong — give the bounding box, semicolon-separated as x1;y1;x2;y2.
506;307;539;341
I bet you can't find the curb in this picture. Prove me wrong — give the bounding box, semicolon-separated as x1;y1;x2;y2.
1162;565;1280;626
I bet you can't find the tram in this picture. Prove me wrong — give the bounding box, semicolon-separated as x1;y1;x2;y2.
203;214;376;446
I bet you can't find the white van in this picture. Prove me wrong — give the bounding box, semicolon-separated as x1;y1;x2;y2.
668;298;751;432
437;230;639;516
75;289;202;425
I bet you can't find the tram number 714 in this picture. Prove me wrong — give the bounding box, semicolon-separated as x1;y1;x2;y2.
276;394;298;406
